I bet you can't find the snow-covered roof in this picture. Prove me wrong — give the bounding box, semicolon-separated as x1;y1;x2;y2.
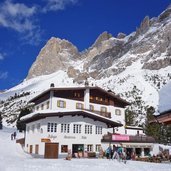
159;80;171;114
20;109;122;127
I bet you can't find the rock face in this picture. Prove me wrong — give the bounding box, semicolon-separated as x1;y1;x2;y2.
27;5;171;81
27;37;80;79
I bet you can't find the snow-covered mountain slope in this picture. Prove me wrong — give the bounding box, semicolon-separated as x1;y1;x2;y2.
1;5;171;125
159;79;171;113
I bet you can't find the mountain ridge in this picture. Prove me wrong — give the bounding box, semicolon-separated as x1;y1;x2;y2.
1;5;171;126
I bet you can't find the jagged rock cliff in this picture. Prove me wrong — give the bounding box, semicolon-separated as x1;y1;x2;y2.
27;37;80;79
27;5;171;81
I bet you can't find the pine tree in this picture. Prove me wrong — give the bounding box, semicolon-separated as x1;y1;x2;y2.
17;108;31;132
0;112;2;130
125;109;136;126
144;106;161;142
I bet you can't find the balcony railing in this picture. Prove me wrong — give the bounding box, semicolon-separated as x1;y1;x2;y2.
101;133;156;143
84;109;111;119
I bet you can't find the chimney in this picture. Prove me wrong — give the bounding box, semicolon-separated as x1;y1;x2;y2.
50;83;55;88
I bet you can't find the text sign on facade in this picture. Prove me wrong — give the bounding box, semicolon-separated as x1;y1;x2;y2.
41;138;51;143
112;135;130;141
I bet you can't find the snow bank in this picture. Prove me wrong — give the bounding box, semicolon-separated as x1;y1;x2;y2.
0;127;171;171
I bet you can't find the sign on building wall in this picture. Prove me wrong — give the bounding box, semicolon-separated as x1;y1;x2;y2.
112;135;130;141
41;138;51;143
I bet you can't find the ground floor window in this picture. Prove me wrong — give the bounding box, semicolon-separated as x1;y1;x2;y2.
135;148;142;157
61;145;68;153
29;145;33;154
96;144;101;152
87;144;93;152
35;144;39;154
144;148;150;156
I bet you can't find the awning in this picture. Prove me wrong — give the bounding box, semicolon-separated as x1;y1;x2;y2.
121;143;153;148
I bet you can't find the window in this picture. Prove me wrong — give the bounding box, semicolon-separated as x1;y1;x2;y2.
115;109;121;116
87;145;93;152
105;98;108;103
101;106;107;113
57;100;66;108
61;145;68;153
41;104;44;110
36;106;39;111
76;103;84;109
95;97;99;101
61;124;70;133
137;130;139;136
27;126;30;132
89;105;94;111
74;92;80;98
90;96;93;100
73;124;81;133
37;123;40;132
85;125;92;134
35;144;39;154
46;101;50;109
31;125;35;133
47;123;57;132
95;126;102;134
96;145;101;152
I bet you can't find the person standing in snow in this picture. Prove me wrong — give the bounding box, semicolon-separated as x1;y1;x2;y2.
105;145;112;159
13;132;16;140
11;133;14;140
112;145;119;160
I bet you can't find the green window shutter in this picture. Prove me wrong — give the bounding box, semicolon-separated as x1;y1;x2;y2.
64;101;66;108
57;100;60;107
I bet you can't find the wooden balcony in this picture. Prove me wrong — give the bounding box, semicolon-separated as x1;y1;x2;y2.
84;109;111;119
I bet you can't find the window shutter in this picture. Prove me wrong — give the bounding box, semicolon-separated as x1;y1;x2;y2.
57;100;60;107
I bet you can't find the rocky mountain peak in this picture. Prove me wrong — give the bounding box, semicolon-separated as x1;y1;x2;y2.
92;31;113;48
158;7;171;22
136;16;150;35
26;37;80;80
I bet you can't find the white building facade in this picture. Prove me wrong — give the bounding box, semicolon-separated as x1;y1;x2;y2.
21;86;155;159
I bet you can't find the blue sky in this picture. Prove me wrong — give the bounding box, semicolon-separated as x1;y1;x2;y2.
0;0;170;90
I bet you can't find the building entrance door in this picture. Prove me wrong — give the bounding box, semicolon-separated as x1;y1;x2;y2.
72;144;84;157
44;143;59;159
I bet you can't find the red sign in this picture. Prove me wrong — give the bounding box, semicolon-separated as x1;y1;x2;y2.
112;135;130;141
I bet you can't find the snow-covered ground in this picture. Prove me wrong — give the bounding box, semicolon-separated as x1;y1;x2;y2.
0;127;171;171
